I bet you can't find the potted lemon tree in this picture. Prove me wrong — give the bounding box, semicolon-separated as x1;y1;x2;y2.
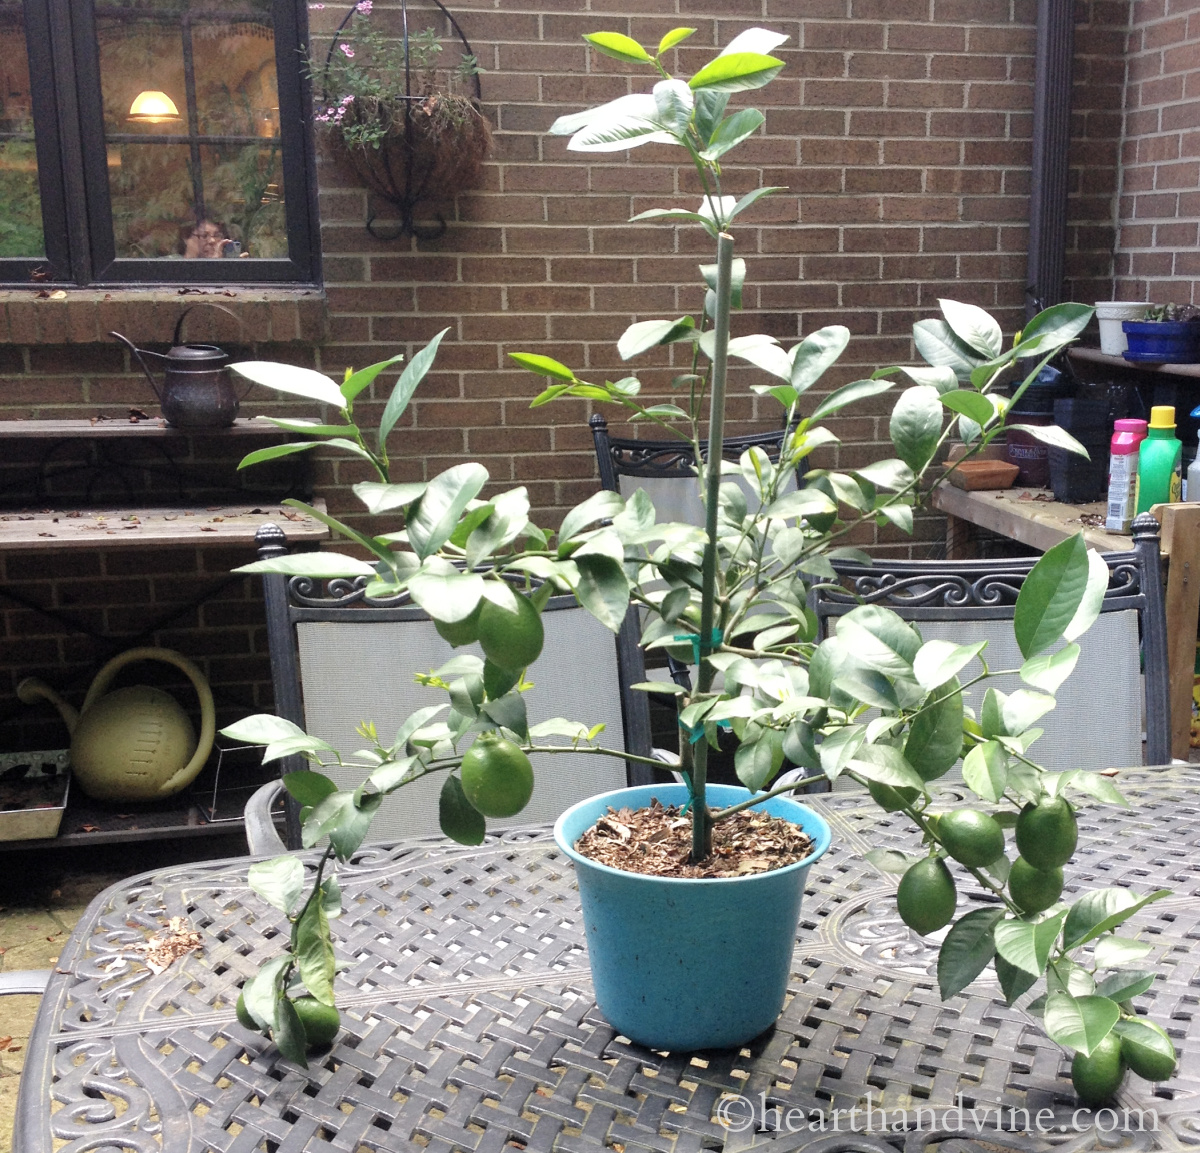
222;27;1176;1105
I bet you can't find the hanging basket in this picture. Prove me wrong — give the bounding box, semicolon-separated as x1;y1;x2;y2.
318;0;490;239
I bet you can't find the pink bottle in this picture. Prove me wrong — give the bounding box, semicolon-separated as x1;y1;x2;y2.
1105;418;1148;533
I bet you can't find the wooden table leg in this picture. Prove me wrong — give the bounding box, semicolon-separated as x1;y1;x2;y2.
944;513;976;560
1156;504;1200;760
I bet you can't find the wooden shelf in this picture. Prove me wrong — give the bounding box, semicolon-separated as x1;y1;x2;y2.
1068;346;1200;378
0;500;329;550
0;417;291;438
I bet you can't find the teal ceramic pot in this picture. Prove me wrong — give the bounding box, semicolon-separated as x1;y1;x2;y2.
553;782;832;1051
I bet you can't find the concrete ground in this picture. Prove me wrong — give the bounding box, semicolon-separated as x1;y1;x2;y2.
0;833;248;1153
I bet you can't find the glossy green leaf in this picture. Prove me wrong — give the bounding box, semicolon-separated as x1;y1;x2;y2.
940;299;1003;358
848;743;925;789
295;897;336;1005
811;378;893;420
221;713;308;745
899;364;960;393
282;770;339;808
836;604;922;674
1093;936;1154;968
962;739;1008;802
652;78;693;135
230;361;345;408
257;418;354;438
238;441;325;471
912;319;985;380
617;317;697;360
1063;550;1110;642
689;51;784;92
994;911;1068;976
353;480;427;515
728;185;785;222
1062;887;1170;950
937;907;1004;999
407;566;485;623
584;31;651;63
1043;993;1120;1056
995;954;1039;1005
568;100;670;152
940;389;995;426
1095;969;1156;1001
274;993;309;1066
1008;422;1090;459
560;489;625;544
1014;302;1094;358
913;639;986;691
368;756;421;793
509;352;577;381
379;328;449;448
440;774;486;844
905;677;964;780
341;352;406;403
700;259;746;308
855;458;914;492
1019;643;1081;693
283;498;397;566
407;463;489;560
734;728;785;792
889;385;944;471
700;108;764;161
790;325;851;393
573;552;630;632
248;856;306;914
1014;533;1090;658
241;955;289;1032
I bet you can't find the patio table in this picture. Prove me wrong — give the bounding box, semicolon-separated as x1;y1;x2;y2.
13;765;1200;1152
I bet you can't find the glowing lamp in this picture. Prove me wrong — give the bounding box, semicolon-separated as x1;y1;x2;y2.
128;90;181;124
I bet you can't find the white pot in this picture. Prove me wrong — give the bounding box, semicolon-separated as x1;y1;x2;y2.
1095;301;1150;356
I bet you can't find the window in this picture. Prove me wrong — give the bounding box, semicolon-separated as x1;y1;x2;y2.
0;0;318;285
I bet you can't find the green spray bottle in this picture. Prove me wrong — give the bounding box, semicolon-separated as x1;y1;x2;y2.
1136;405;1182;513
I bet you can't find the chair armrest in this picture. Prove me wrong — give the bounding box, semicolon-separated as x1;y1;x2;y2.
245;780;288;856
0;970;50;995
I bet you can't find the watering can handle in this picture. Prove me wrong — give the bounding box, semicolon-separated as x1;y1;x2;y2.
108;331;167;403
83;646;216;794
173;304;256;402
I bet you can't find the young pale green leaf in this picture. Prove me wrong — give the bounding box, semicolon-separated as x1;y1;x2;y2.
939;299;1003;358
221;713;309;745
379;328;450;447
889;385;944;472
295;897;336;1005
248;856;306;914
617;317;696;360
962;739;1008;802
789;325;850;393
652;78;694;135
937;907;1004;999
282;770;338;808
1019;643;1081;693
1063;550;1110;642
1062;887;1170;950
1043;993;1120;1057
994;911;1068;976
407;463;489;560
912;319;985;380
274;993;309;1067
509;352;577;381
230;361;345;408
341;352;406;403
658;26;696;53
700;108;765;161
940;389;995;427
238;441;325;471
407;568;485;623
904;678;964;780
689;51;784;92
810;378;892;421
1014;533;1090;658
1093;936;1154;968
584;30;651;63
1008;423;1091;459
914;639;987;691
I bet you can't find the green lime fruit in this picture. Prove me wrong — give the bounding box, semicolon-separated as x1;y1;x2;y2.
477;592;544;672
461;733;534;818
896;857;957;936
1071;1033;1125;1107
938;809;1006;867
434;603;482;647
1015;798;1078;870
292;996;341;1048
868;779;920;813
235;991;260;1032
1008;857;1063;914
1118;1020;1177;1082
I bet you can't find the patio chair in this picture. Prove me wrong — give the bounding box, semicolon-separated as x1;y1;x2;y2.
246;523;671;854
809;511;1171;773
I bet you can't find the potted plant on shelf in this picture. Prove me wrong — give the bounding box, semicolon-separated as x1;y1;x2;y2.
222;26;1177;1106
312;5;491;236
1122;303;1200;363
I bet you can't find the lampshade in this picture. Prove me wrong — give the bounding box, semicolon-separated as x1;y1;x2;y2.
128;90;181;123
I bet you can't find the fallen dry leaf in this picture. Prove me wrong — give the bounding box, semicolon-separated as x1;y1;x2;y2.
0;1036;11;1050
128;916;203;975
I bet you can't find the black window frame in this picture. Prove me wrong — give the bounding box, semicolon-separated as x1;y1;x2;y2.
1;0;320;286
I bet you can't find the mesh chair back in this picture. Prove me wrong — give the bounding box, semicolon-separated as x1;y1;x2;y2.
810;512;1170;771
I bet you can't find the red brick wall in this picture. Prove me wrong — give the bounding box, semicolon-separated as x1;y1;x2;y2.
1112;0;1200;303
1;0;1064;745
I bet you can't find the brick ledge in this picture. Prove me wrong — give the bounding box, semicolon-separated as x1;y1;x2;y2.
0;287;328;346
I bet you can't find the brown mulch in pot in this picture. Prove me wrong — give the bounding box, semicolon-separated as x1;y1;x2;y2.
572;798;813;879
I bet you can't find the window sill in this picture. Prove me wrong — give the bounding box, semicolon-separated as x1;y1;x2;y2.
0;287;328;346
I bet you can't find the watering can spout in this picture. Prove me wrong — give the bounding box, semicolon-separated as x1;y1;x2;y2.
16;677;80;734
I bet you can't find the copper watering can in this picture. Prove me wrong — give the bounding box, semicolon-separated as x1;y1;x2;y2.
109;305;250;428
18;647;216;803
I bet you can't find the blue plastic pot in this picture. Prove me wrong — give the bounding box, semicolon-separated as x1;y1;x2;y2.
553;782;832;1051
1122;319;1200;363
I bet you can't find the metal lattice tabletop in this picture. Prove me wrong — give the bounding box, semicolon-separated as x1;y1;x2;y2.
14;766;1200;1153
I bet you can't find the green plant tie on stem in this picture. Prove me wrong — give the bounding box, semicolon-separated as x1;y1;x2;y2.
673;628;723;665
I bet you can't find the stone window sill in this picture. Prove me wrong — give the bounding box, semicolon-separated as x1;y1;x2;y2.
0;287;328;346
